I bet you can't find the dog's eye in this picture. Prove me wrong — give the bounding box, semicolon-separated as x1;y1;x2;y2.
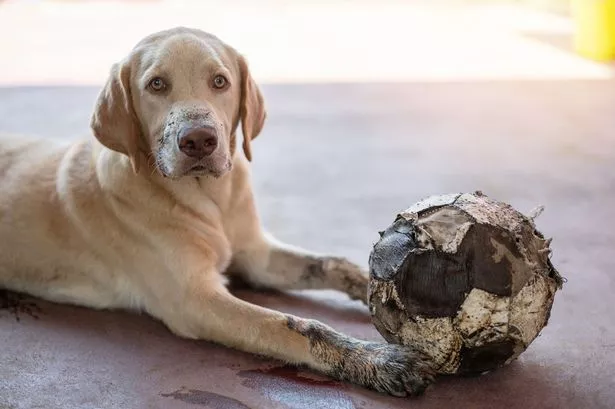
148;77;167;92
212;75;228;90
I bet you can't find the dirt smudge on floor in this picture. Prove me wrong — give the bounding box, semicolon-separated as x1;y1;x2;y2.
161;387;252;409
0;290;41;321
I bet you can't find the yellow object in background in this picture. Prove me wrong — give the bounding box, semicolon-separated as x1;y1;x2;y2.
571;0;615;61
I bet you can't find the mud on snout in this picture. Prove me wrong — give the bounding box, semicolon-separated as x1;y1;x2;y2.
154;104;232;179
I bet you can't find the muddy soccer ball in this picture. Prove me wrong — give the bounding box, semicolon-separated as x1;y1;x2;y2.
368;192;564;375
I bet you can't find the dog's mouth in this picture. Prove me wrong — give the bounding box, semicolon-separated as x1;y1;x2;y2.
188;160;222;174
155;155;229;179
184;160;232;178
190;165;207;172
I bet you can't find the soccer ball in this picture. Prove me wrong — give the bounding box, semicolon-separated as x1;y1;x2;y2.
368;192;564;375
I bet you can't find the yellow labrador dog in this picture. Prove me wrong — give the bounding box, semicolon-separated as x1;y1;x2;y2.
0;27;434;396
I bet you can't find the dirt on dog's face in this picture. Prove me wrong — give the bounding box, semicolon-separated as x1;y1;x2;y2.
135;32;238;178
90;27;266;178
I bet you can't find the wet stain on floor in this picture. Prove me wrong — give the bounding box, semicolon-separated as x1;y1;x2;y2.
238;366;356;409
0;290;41;321
161;387;252;409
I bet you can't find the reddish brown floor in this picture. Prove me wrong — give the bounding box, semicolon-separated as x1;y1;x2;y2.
1;80;614;409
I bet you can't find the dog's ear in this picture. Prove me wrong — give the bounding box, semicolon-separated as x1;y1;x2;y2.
237;55;266;162
90;61;142;173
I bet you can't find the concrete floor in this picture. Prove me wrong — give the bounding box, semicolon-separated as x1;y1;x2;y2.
1;1;615;409
1;79;614;409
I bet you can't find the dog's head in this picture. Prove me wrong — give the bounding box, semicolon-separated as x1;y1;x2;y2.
91;27;266;178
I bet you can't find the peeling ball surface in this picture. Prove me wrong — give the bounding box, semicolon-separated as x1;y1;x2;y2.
368;192;563;375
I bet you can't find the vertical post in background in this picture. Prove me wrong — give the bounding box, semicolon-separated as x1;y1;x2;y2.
571;0;615;61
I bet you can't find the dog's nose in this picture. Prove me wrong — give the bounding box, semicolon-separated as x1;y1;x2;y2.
177;126;218;158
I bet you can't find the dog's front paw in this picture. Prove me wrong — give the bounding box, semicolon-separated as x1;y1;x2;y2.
341;342;436;397
289;317;435;397
323;257;369;303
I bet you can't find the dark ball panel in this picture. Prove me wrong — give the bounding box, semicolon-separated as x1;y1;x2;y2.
369;217;419;281
457;340;519;376
458;223;516;297
397;248;470;318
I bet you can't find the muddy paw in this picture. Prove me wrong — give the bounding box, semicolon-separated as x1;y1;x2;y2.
343;342;436;397
324;257;369;304
288;316;434;397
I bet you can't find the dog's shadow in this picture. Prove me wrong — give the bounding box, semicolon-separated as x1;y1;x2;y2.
0;284;374;338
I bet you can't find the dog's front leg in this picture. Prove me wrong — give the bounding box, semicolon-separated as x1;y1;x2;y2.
231;233;369;302
152;278;434;397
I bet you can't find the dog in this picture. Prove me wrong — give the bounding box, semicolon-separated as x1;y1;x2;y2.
0;27;434;396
